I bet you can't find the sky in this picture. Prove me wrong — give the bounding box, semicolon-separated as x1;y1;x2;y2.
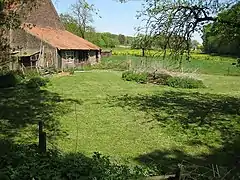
54;0;202;42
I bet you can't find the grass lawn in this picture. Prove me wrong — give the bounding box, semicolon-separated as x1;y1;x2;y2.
0;54;240;175
41;71;240;173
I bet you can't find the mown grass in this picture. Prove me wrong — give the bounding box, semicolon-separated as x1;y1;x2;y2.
42;71;240;174
1;70;239;176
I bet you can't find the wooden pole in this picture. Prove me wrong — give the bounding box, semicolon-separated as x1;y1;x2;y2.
39;121;43;133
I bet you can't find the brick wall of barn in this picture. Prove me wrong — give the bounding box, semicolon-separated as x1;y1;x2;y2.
21;0;65;30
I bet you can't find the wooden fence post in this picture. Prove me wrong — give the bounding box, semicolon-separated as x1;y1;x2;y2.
38;121;46;153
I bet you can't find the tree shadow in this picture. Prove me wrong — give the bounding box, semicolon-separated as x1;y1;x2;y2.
108;91;240;177
0;85;82;153
0;139;142;180
135;136;240;179
0;85;140;180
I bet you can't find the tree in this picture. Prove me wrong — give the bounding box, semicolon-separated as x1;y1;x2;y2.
60;13;122;48
118;34;125;45
131;34;152;57
60;13;81;36
119;0;239;61
202;2;240;56
70;0;99;39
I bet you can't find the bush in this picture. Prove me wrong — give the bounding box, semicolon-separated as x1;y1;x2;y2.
0;71;24;88
0;144;148;180
166;76;205;89
24;69;40;79
147;73;172;85
26;77;50;89
122;71;205;89
122;71;148;83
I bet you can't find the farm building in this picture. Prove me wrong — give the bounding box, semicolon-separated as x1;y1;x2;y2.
10;0;101;69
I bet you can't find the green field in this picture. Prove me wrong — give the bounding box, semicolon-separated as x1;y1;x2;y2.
1;55;240;175
98;54;240;76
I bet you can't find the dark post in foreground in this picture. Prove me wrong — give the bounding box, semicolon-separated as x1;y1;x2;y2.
38;121;47;153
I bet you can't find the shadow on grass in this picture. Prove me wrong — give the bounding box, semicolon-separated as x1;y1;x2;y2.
0;86;143;180
0;85;82;154
108;91;240;177
0;139;142;180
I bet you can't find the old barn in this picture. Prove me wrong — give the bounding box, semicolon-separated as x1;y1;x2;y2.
10;0;101;69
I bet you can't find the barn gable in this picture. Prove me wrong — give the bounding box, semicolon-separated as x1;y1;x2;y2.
24;0;65;30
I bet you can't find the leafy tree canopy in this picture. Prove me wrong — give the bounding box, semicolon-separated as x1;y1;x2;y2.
202;2;240;56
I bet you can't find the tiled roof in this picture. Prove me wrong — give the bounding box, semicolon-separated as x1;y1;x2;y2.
24;26;100;50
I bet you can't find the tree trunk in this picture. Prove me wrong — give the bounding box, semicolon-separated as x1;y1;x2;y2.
142;48;145;57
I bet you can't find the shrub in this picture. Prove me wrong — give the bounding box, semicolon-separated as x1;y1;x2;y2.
25;69;40;79
122;71;205;89
122;71;148;83
0;71;24;88
26;77;50;89
166;76;205;89
0;144;148;180
147;73;172;85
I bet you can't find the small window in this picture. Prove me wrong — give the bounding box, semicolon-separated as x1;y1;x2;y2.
62;51;75;59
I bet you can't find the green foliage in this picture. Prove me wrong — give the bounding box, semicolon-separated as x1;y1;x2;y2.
166;76;205;89
131;34;153;50
24;69;40;79
202;3;240;56
60;13;81;36
147;73;172;85
118;34;126;45
26;77;50;89
122;70;205;89
0;71;24;88
0;145;147;180
122;71;148;83
60;13;133;48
